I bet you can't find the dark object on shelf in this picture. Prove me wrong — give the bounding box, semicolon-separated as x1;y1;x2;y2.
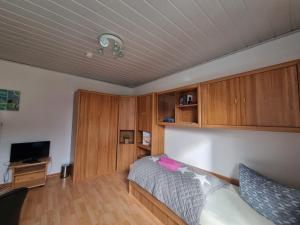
163;117;175;123
0;187;28;225
180;94;193;105
119;130;135;144
61;164;71;179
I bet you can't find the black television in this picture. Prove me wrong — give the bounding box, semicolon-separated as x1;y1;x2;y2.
10;141;50;163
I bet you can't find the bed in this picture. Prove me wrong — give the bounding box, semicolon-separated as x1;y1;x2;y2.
128;156;274;225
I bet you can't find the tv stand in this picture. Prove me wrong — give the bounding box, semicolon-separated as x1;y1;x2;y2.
22;159;40;164
9;157;50;189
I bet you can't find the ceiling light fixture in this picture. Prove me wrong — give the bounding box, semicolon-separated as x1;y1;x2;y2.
97;33;124;58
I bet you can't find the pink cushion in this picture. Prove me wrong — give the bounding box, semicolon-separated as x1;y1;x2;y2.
160;156;177;164
158;157;181;171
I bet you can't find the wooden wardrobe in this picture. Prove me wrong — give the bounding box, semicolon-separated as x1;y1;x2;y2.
72;90;119;182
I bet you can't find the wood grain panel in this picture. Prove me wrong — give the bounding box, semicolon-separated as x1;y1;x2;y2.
240;65;300;127
118;96;136;130
73;91;90;181
117;144;136;172
137;94;152;132
151;93;164;156
202;78;240;126
85;93;101;178
117;96;137;172
97;94;119;175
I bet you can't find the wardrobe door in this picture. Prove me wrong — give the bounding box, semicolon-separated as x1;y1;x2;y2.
73;92;99;180
73;91;90;181
73;91;119;181
137;95;152;132
202;78;240;126
240;65;300;127
97;94;119;175
85;93;102;178
117;96;136;172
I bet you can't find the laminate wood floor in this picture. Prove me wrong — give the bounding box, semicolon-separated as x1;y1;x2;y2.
20;173;163;225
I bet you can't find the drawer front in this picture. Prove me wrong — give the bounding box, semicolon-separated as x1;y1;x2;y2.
15;171;45;184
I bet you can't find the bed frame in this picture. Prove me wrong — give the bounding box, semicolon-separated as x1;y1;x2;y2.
129;170;239;225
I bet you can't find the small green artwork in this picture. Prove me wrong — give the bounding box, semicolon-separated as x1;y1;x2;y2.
0;89;20;111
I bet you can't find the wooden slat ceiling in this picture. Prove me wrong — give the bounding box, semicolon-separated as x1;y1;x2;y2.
0;0;299;87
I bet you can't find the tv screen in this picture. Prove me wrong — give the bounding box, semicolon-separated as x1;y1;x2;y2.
10;141;50;163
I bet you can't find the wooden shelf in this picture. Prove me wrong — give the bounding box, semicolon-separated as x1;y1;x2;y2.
157;85;200;127
158;122;199;127
176;103;198;108
137;153;150;159
137;143;151;151
9;157;50;169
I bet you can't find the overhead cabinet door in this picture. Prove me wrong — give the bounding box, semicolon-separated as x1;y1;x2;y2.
202;78;240;126
240;65;300;127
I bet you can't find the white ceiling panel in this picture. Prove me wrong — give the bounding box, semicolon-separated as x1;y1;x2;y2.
0;0;299;87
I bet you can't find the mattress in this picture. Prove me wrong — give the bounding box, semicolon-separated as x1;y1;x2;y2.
200;185;274;225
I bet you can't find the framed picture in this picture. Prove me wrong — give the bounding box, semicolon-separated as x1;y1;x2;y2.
142;131;151;146
0;89;20;111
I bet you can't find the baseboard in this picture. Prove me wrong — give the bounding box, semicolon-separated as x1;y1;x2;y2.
47;172;60;178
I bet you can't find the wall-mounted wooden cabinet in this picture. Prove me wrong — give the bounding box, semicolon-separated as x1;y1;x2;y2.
157;85;201;127
239;65;300;127
201;60;300;132
157;60;300;132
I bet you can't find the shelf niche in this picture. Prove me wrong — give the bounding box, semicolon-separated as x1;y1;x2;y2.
158;92;176;123
119;130;135;144
157;85;200;126
136;130;151;159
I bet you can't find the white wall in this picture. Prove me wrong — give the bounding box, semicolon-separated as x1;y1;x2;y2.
165;127;300;188
0;60;132;184
133;31;300;188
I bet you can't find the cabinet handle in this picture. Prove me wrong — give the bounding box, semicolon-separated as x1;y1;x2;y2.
243;97;246;103
234;98;237;104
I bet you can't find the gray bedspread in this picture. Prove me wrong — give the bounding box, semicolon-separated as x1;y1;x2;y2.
128;156;227;225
